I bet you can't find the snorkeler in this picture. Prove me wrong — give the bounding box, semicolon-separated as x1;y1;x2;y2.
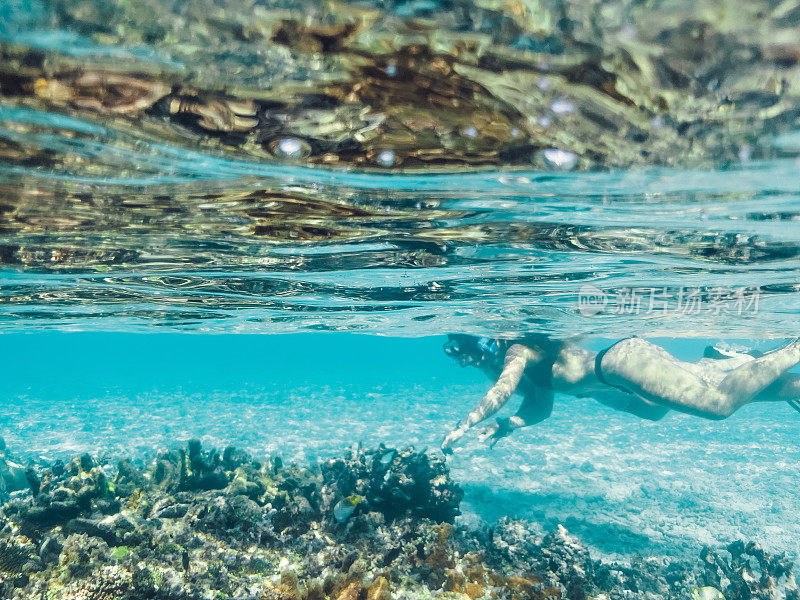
441;335;800;452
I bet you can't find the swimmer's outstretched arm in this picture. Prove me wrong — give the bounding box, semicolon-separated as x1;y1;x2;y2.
442;343;543;452
478;388;554;447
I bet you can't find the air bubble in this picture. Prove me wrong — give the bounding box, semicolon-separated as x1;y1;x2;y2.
270;137;310;159
550;99;576;115
540;148;578;171
738;145;752;163
621;23;637;39
377;150;396;167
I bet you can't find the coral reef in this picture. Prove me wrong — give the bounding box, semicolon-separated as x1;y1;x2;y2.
0;437;32;497
0;439;795;600
319;445;463;523
698;541;799;600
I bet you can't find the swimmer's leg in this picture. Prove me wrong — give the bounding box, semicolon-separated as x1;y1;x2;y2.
718;339;800;399
600;338;800;419
756;373;800;412
442;343;544;452
594;389;670;421
478;388;555;447
620;396;669;421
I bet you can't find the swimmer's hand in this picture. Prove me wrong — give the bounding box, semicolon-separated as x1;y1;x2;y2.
477;418;513;448
441;421;468;454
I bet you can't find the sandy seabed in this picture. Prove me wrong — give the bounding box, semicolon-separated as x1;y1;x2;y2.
2;378;798;564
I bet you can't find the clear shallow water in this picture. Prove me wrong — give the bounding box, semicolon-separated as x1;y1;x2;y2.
2;0;800;588
2;333;799;563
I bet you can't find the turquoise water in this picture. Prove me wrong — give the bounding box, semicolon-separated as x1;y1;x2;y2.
3;333;799;563
2;1;800;597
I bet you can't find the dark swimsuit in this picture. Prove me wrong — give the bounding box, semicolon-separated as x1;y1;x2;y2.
594;339;633;395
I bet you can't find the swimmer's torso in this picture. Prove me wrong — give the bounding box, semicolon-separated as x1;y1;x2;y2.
480;338;759;404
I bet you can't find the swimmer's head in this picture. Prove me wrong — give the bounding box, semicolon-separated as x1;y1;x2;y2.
444;334;500;367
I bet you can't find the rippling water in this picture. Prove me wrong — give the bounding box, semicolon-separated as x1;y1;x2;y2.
2;140;800;336
4;2;800;593
2;0;800;338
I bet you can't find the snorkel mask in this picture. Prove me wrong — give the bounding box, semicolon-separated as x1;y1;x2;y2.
477;337;499;358
443;335;501;367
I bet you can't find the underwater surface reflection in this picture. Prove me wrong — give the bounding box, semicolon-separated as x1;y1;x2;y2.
2;0;800;337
